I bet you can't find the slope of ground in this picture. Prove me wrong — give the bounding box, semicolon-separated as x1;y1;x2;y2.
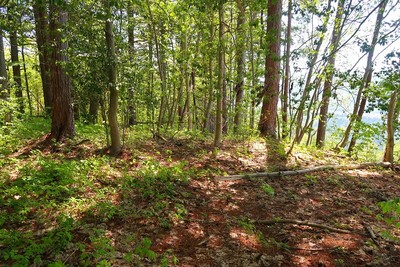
0;128;399;266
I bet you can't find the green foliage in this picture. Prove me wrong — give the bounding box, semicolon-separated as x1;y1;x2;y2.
0;215;74;266
305;174;318;186
237;217;256;233
134;237;157;261
260;182;275;196
350;122;383;161
0;159;77;226
124;160;191;200
377;198;400;242
378;198;400;235
0;117;49;155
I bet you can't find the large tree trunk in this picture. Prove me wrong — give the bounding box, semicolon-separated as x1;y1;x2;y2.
281;0;292;139
383;91;397;163
10;29;24;114
105;6;121;155
48;2;75;141
258;0;282;138
233;0;246;133
315;0;345;148
33;0;52;113
339;0;388;151
214;2;225;147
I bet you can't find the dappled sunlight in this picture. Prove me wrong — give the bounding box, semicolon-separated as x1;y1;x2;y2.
229;227;263;250
185;222;205;239
321;234;359;248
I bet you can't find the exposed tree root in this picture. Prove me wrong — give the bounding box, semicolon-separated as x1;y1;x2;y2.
216;162;392;181
256;219;364;235
362;222;381;248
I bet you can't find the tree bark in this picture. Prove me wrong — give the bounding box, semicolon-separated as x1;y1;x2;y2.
105;7;121;155
203;16;215;133
383;91;397;163
258;0;282;138
127;5;136;126
0;30;10;123
49;2;75;141
316;0;345;148
339;0;388;151
233;0;246;133
33;0;52;113
281;0;292;139
294;0;332;144
214;2;225;147
89;94;100;124
21;44;33;116
10;28;24;114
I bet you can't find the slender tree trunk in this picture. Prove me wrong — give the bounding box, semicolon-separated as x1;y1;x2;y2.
341;0;388;152
258;0;282;138
49;2;75;141
383;91;397;163
214;2;225;147
21;44;32;116
316;0;345;148
203;17;215;133
191;70;198;130
282;0;292;139
100;95;110;147
10;29;24;115
0;30;10;123
33;0;52;113
233;0;246;133
146;0;167;131
105;5;121;155
294;0;332;143
127;5;136;126
89;94;100;124
183;31;192;131
249;10;256;130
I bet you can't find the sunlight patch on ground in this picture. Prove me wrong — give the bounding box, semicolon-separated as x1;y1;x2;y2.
185;222;205;239
321;234;359;249
223;203;240;212
229;227;262;250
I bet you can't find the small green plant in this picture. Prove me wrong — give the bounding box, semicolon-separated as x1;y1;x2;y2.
260;182;275;196
326;175;341;186
134;237;157;261
377;198;400;241
305;174;317;186
160;249;178;267
237;217;256;233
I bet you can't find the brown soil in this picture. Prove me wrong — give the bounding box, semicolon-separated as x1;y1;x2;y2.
113;138;400;266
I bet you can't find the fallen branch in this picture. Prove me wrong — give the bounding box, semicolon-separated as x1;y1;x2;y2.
256;219;364;235
216;162;392;181
362;222;381;248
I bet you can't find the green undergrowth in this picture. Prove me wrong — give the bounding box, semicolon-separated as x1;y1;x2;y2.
0;116;49;155
0;151;191;266
1;116;399;266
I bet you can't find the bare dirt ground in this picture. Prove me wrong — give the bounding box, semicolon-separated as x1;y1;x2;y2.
109;138;400;267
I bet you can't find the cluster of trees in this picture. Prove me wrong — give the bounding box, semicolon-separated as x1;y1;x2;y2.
0;0;399;158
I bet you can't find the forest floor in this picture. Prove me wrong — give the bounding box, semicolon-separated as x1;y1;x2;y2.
1;121;400;266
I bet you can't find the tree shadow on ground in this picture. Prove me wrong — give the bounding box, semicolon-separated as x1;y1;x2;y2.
2;139;400;266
